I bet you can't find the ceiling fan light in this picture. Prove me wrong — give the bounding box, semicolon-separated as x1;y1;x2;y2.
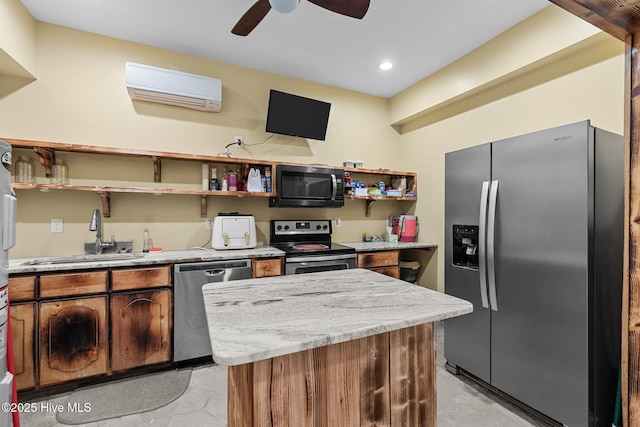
269;0;298;13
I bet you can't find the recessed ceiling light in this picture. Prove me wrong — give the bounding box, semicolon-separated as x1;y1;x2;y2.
379;61;393;71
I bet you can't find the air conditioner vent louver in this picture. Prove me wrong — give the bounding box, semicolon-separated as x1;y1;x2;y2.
125;62;221;112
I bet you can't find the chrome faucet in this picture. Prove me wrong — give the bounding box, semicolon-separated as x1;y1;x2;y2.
86;209;115;254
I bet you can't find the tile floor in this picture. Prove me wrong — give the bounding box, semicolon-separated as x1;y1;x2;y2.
20;323;551;427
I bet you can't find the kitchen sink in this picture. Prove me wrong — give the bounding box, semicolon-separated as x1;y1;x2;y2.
20;252;146;266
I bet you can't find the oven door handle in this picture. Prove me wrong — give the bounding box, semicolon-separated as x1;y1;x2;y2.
331;173;338;200
288;253;356;263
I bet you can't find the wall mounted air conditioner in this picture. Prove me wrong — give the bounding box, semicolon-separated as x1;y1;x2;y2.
125;62;221;112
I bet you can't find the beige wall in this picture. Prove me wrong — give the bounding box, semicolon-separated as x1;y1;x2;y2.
0;0;36;78
0;3;626;292
0;22;405;259
401;29;624;291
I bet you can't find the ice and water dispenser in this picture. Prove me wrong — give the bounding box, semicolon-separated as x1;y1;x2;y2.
452;225;479;269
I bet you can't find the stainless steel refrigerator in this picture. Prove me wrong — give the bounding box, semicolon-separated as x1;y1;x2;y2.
444;120;622;427
0;140;17;427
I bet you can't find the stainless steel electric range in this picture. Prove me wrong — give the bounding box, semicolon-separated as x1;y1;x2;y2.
270;220;356;275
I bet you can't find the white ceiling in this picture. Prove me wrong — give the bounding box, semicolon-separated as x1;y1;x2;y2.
19;0;549;98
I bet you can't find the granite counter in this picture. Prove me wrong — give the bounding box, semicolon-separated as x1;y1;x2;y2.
202;268;471;427
340;241;437;251
8;246;285;274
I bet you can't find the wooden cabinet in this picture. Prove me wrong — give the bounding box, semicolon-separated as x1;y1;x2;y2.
8;275;36;302
110;265;172;372
252;257;283;278
10;264;172;391
40;270;107;298
111;266;171;291
357;250;400;279
10;303;35;390
9;275;36;391
38;296;108;386
110;289;171;372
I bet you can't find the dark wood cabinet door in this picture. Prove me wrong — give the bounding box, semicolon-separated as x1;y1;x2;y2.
10;303;35;390
39;297;107;386
110;290;171;372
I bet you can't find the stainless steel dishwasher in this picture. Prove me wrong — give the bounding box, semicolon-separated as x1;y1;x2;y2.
173;259;252;362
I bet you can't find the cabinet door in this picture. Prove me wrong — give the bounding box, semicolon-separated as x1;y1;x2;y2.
10;303;35;390
110;290;171;372
39;297;107;386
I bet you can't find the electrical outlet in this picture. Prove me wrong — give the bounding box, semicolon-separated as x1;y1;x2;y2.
51;218;64;233
234;136;244;147
205;218;213;230
334;217;341;228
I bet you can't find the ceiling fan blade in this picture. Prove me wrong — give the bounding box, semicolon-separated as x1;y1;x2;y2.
232;0;272;36
306;0;369;19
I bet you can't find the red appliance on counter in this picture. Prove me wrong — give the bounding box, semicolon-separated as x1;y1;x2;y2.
390;215;419;242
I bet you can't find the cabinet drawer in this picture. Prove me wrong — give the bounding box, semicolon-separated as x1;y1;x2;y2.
40;271;108;298
111;266;171;291
9;276;36;302
253;258;283;278
357;250;399;269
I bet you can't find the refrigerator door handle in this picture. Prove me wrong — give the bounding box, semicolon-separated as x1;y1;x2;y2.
478;181;490;309
487;180;499;311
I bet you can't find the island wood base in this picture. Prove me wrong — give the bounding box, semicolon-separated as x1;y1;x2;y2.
227;323;436;426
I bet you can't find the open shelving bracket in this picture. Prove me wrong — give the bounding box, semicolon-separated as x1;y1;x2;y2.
33;147;55;178
365;199;376;217
152;156;161;182
98;191;111;218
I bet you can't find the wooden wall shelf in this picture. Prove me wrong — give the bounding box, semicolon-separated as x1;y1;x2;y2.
5;138;417;217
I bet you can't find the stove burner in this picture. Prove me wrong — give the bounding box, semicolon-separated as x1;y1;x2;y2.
292;243;329;250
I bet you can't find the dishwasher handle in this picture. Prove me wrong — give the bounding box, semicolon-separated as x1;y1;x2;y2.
204;269;225;276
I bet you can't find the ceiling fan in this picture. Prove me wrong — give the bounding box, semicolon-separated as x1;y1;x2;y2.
232;0;370;36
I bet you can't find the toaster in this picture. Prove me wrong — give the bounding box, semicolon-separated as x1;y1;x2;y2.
212;213;257;250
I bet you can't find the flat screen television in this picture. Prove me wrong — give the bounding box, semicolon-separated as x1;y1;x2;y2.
265;90;331;141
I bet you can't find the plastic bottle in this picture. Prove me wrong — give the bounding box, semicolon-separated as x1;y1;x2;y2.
228;170;238;191
209;167;219;191
265;166;272;193
201;164;209;190
221;178;228;191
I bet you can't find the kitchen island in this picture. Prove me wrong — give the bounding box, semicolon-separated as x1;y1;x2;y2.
202;268;472;427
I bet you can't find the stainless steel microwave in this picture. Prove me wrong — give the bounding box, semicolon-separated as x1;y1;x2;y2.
269;164;345;208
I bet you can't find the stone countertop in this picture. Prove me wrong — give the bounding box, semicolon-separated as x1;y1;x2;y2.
202;268;472;366
340;241;437;251
8;246;285;274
